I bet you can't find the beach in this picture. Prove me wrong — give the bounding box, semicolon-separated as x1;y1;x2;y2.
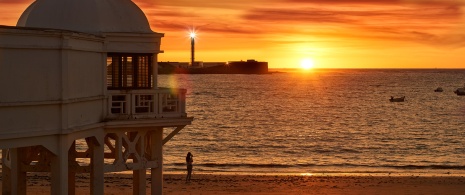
1;173;465;194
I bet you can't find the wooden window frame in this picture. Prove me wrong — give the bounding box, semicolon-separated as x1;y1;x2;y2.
107;53;153;90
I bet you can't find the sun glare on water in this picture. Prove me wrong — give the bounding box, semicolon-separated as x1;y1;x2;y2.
300;58;315;70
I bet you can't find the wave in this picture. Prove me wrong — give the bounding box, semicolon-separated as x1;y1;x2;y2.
167;162;465;170
390;165;465;170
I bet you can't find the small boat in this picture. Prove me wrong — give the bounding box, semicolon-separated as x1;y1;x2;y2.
389;96;405;102
454;88;465;96
454;83;465;96
434;87;443;92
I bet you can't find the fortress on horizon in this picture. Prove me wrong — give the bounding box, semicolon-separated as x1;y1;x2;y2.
159;59;269;74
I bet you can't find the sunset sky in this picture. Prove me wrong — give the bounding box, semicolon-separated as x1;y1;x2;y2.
1;0;465;69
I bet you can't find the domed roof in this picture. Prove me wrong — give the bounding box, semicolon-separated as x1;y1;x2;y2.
17;0;152;34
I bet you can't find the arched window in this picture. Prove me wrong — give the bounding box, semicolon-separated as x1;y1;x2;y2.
107;53;153;89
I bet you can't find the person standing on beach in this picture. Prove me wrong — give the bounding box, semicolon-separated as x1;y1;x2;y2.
186;152;193;182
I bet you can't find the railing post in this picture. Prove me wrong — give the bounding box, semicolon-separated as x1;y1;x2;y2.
153;93;159;115
126;93;131;115
107;94;112;116
131;93;135;115
180;90;186;114
157;93;162;115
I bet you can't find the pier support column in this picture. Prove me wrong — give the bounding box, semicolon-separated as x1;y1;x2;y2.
68;142;76;195
2;149;11;195
89;137;104;195
5;148;27;195
2;148;27;195
133;169;146;195
150;128;163;195
132;132;146;195
51;136;70;195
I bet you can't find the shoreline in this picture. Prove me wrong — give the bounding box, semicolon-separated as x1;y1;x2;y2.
2;168;465;177
1;172;465;194
166;171;465;177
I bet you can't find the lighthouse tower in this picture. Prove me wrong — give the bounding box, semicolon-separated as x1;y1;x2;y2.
0;0;192;194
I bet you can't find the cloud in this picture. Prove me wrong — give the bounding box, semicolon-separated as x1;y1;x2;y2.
0;0;34;25
243;8;355;24
0;0;33;4
243;5;462;23
240;2;465;46
406;31;465;48
151;19;264;35
284;0;464;6
146;10;198;18
135;0;270;9
136;0;465;49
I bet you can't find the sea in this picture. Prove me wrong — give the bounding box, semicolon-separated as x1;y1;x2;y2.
1;69;465;176
160;69;465;176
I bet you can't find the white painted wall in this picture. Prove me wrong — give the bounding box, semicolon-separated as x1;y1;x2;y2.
0;27;106;138
0;26;165;140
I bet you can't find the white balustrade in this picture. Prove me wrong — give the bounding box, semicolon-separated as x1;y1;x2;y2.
107;88;187;119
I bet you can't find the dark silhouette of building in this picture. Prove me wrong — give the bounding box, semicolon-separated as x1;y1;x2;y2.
158;59;268;74
227;60;268;74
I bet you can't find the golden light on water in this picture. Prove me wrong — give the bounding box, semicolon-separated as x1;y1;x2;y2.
300;58;315;70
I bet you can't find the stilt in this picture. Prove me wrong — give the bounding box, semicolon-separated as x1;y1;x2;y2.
68;142;76;195
8;148;27;195
150;128;163;195
89;137;104;195
133;168;146;195
132;132;146;195
2;149;11;194
2;149;12;195
51;136;70;195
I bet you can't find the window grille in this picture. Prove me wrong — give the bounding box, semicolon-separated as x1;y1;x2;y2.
107;53;153;89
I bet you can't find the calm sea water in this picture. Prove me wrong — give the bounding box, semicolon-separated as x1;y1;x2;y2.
2;69;464;176
160;69;465;175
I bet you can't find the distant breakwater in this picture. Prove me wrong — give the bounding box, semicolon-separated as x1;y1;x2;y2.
158;60;269;74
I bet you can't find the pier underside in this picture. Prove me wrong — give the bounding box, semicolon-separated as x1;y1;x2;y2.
1;122;190;195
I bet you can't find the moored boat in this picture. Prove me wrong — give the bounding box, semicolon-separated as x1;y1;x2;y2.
454;88;465;96
454;83;465;96
389;96;405;102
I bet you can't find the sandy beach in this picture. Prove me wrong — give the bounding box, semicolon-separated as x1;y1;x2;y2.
1;173;465;194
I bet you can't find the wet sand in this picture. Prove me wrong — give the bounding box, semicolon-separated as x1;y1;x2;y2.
1;173;465;194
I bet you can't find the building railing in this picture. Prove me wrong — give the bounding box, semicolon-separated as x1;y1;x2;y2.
107;88;187;120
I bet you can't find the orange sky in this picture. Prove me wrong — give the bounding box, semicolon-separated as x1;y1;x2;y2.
1;0;465;69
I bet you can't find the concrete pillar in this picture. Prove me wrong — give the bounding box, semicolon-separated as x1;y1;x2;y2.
150;128;163;195
133;168;146;195
68;142;76;195
2;149;12;195
5;148;27;195
132;132;146;195
51;136;70;195
89;137;104;195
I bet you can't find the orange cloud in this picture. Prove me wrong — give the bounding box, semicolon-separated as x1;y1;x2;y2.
0;0;33;26
240;3;464;47
1;0;464;68
285;0;463;6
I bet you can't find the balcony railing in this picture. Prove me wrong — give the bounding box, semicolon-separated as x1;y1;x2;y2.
107;87;187;120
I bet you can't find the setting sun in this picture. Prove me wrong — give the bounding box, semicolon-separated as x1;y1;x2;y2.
300;59;315;70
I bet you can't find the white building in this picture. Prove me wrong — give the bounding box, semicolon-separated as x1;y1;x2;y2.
0;0;193;194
